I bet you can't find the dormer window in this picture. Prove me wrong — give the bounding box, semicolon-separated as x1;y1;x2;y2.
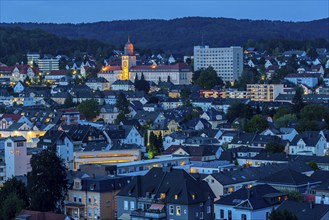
74;180;81;189
175;194;178;200
192;194;196;200
160;193;166;199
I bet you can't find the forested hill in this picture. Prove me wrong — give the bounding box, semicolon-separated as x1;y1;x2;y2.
1;17;328;54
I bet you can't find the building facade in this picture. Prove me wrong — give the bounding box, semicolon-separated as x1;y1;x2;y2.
193;46;243;82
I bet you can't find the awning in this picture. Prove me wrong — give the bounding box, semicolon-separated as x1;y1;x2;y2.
149;203;165;210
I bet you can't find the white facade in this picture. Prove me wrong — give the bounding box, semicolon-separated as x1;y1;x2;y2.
4;137;28;180
38;58;59;72
289;137;327;156
215;204;275;220
194;46;243;82
56;136;74;170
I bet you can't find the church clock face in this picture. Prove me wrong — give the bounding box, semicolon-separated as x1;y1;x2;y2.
123;61;128;68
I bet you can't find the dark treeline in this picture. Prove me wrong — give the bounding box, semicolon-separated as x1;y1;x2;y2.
1;17;328;54
0;26;115;65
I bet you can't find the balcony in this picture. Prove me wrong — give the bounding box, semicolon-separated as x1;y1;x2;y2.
131;203;166;219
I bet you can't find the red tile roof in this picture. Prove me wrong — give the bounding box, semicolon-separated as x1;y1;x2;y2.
0;113;22;121
49;70;71;75
130;63;190;72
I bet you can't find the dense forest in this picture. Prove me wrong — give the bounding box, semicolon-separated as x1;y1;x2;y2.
0;27;115;65
1;17;328;54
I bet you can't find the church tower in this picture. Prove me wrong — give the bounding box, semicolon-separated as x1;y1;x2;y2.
121;37;137;80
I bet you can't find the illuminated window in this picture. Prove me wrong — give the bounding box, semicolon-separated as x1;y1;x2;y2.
160;193;166;199
175;194;178;200
176;206;181;216
192;194;196;200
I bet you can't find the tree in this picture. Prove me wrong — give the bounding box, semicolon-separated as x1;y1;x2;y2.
114;111;126;124
266;142;285;153
234;67;260;89
226;102;253;122
63;96;75;108
1;193;24;220
307;47;318;60
308;161;319;171
0;177;28;218
148;132;158;159
246;115;269;132
77;99;100;120
134;73;150;93
116;93;130;114
269;208;298;220
292;86;304;113
27;149;68;212
194;66;224;89
274;114;297;128
167;75;171;82
273;106;293;121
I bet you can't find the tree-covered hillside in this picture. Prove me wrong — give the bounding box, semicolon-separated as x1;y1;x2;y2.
1;17;328;54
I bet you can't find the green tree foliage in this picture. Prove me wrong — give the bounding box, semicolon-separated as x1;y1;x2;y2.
274;114;297;128
27;149;68;212
297;104;329;131
273;106;293;121
77;99;100;120
234;67;260;89
226;103;254;122
1;193;24;220
181;87;192;106
269;208;298;220
266;142;285;153
0;26;115;65
115;93;130;124
134;73;150;93
308;161;319;171
194;66;224;89
63;96;76;108
307;47;319;60
292;86;304;113
0;177;28;218
246;114;269;132
148;132;159;159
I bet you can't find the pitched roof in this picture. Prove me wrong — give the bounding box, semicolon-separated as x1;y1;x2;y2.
258;168;313;186
118;167;214;205
276;201;329;220
215;184;285;210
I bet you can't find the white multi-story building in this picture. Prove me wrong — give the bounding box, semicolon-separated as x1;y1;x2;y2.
38;58;59;72
27;53;40;67
4;136;28;180
247;84;284;102
194;45;243;82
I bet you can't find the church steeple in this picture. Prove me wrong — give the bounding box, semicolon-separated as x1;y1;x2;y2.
124;36;134;56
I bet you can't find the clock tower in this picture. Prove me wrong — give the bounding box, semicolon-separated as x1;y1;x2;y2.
120;37;137;80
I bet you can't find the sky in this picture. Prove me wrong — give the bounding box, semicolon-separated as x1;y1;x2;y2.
0;0;328;23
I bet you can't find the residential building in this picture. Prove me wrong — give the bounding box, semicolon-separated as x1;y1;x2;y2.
38;58;60;72
193;45;243;82
117;167;215;220
214;184;287;220
65;175;131;220
284;73;320;88
4;136;28;180
85;77;109;91
289;131;327;156
247;84;284;102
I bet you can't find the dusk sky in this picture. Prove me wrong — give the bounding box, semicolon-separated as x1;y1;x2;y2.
0;0;328;23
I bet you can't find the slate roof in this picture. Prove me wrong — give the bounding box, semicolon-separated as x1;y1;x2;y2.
80;175;131;192
118;167;214;205
215;184;285;210
291;131;322;146
276;201;329;220
258;168;314;186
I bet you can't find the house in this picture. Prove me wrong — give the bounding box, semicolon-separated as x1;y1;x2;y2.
64;175;131;220
163;132;188;150
37;130;74;169
257;168;321;193
284;73;320;88
275;200;329;220
308;178;329;205
98;105;119;124
116;167;215;220
104;125;144;149
200;108;227;129
214;184;287;220
85;77;109;91
167;145;222;161
14;81;27;93
111;80;134;91
289;131;327;156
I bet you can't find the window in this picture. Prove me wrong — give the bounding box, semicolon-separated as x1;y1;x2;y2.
228;210;232;220
130;201;135;210
94;208;98;219
73;195;77;202
207;206;211;214
88;208;92;218
124;200;128;210
241;214;247;220
94;196;97;204
78;195;82;203
7;142;12;147
176;206;181;216
220;209;224;218
200;212;204;219
88;196;91;204
169;205;174;215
